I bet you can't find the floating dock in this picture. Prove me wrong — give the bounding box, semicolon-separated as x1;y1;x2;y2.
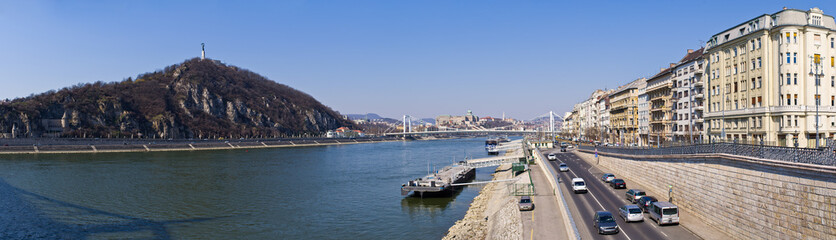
401;165;476;197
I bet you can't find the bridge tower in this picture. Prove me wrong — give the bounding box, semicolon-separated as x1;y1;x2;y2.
201;43;205;60
549;111;555;136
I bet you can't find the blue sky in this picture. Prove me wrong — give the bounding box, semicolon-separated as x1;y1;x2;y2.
1;1;834;120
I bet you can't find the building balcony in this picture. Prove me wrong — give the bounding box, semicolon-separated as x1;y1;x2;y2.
696;118;704;123
704;105;836;118
694;93;704;99
694;105;704;111
694;81;704;87
650;107;668;113
610;105;628;111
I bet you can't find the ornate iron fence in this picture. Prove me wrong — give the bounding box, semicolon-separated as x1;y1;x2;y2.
579;139;836;166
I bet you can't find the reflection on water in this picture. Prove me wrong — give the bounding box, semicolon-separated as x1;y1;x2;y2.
0;178;220;239
0;137;506;239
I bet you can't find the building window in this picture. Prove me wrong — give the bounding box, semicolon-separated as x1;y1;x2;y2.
832;57;834;67
758;38;762;49
787;53;791;64
832;76;835;87
832;96;835;106
758;96;762;107
787;94;791;105
758;77;762;88
793;53;797;64
779;74;784;86
787;73;792;85
794;94;798;105
794;73;798;85
786;32;791;43
780;95;784;105
832;38;834;48
816;94;821;106
751;78;756;89
793;32;797;43
757;57;761;68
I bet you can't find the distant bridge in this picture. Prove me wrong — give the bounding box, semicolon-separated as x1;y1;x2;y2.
384;129;538;136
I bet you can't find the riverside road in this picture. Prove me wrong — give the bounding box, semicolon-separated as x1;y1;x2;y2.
543;148;700;240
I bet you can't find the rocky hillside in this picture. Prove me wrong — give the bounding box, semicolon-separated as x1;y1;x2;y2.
0;58;355;139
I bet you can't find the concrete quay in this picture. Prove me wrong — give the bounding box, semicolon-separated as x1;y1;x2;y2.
442;162;523;240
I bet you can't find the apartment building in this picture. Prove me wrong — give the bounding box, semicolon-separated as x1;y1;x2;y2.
705;7;836;147
638;83;650;146
647;65;675;146
609;78;645;145
671;49;706;143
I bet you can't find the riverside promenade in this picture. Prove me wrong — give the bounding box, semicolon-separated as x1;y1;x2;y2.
0;137;401;154
443;147;572;240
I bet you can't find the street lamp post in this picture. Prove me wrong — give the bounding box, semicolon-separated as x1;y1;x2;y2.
811;55;823;147
722;87;727;142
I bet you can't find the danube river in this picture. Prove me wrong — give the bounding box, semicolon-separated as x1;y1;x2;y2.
0;138;497;239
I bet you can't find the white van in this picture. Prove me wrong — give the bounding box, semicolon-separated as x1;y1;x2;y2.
571;178;587;193
648;201;679;225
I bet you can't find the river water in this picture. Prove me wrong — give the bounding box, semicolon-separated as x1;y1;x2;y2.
0;138;498;239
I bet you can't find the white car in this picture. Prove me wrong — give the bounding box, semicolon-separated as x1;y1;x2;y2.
572;178;587;193
547;153;557;160
619;205;644;222
558;163;569;172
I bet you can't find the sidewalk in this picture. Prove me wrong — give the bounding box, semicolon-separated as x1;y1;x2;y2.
521;161;570;240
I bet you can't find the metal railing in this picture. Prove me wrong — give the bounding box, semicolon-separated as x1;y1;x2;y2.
579;139;836;166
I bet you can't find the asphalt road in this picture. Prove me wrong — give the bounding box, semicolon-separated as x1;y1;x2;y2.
543;148;701;240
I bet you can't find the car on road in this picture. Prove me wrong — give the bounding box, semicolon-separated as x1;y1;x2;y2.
618;205;644;222
625;189;646;203
518;196;534;211
571;178;587;193
547;153;557;160
558;163;569;172
649;201;680;225
636;196;658;213
601;173;615;183
593;211;619;234
609;179;626;189
560;145;567;152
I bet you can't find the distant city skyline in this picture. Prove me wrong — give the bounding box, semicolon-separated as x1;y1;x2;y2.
2;1;834;120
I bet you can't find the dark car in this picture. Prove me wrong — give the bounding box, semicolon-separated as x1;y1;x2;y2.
636;196;658;213
593;211;619;234
609;179;626;189
625;189;647;203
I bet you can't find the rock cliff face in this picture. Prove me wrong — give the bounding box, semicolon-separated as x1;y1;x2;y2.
0;58;355;139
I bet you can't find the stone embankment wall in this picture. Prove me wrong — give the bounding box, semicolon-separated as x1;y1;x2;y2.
443;163;522;240
575;150;835;239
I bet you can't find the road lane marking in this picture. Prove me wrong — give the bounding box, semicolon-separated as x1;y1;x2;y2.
530;228;534;240
562;153;636;240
